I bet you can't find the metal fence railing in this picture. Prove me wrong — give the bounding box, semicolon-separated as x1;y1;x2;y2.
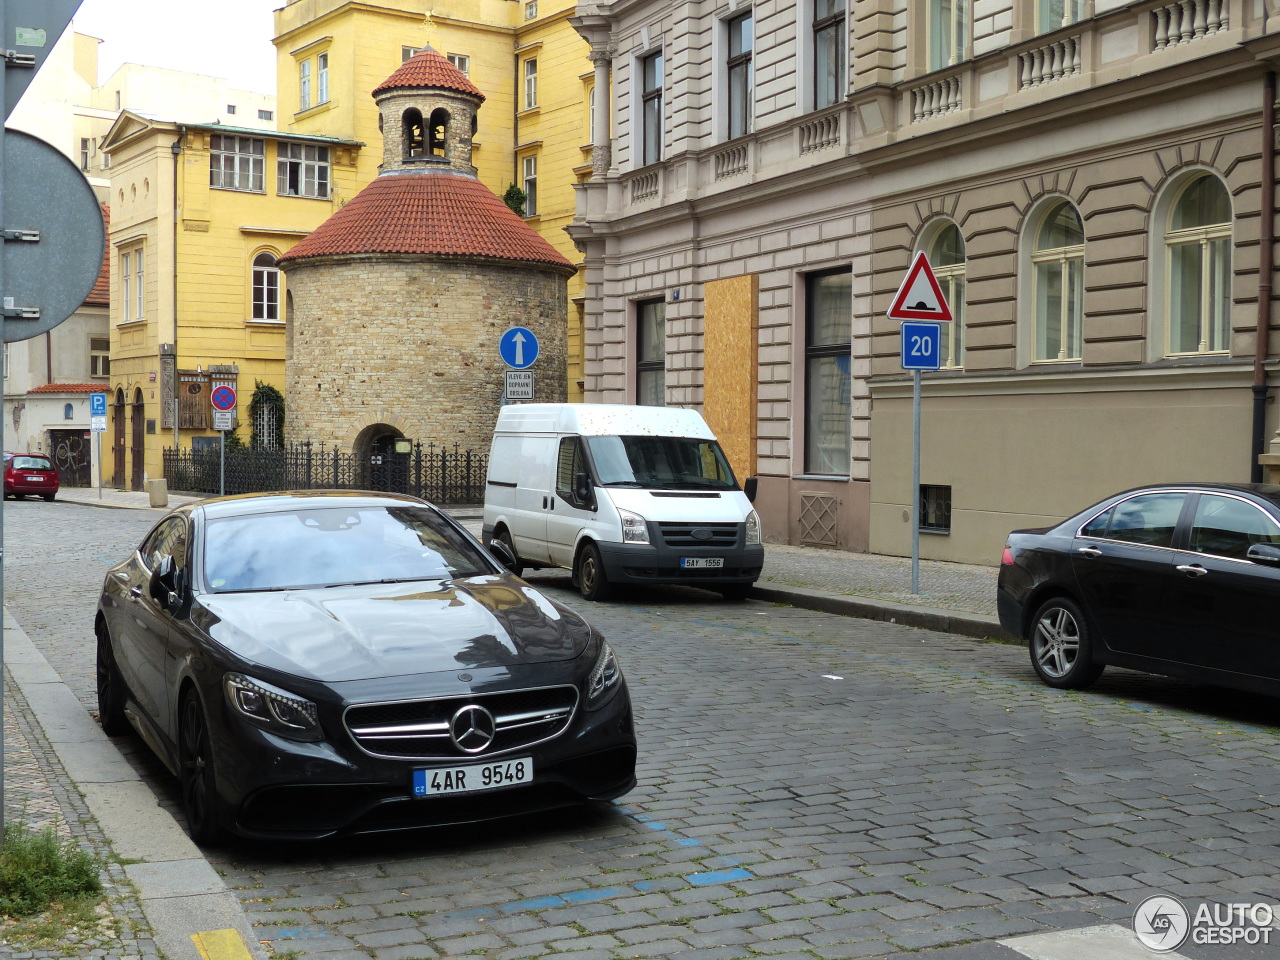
162;440;488;504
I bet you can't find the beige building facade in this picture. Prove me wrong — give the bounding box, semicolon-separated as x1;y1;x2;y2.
570;0;1280;563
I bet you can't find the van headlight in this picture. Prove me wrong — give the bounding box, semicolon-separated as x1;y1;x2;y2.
618;508;649;544
587;640;621;705
224;673;322;741
745;509;761;545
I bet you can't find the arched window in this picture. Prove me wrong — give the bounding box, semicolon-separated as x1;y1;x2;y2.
926;222;965;369
252;253;280;321
1031;201;1084;362
64;403;74;419
403;108;425;157
1166;175;1231;355
429;108;450;157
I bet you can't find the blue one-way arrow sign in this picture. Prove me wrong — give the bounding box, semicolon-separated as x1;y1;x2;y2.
499;326;539;369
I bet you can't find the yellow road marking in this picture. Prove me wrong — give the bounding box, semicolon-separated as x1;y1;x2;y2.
191;929;254;960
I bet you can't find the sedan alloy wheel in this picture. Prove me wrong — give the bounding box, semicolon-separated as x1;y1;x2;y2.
1028;597;1103;690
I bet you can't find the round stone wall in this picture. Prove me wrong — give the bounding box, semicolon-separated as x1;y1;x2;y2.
283;253;569;452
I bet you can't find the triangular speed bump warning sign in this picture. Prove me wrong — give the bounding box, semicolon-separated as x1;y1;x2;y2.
887;251;953;322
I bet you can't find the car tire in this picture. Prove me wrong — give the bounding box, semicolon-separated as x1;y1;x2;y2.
1028;596;1104;690
717;583;752;602
497;528;524;578
179;690;228;846
42;493;54;502
95;626;130;736
577;542;613;602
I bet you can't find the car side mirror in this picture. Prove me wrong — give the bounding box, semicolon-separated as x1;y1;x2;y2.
1247;542;1280;566
149;556;183;612
487;538;520;574
575;472;594;509
743;476;758;503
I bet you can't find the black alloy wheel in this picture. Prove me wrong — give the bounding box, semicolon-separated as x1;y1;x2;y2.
180;690;228;845
95;627;130;736
577;541;613;602
1028;596;1105;690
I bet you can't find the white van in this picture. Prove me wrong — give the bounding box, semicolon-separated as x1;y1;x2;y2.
482;404;763;601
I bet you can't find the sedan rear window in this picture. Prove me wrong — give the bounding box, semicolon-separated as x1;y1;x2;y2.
1081;492;1186;548
12;456;52;470
204;505;491;591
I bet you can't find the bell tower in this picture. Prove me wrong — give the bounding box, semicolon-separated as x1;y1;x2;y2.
373;47;484;177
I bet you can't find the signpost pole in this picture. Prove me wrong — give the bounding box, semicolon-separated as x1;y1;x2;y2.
97;432;102;499
220;434;225;498
911;369;921;596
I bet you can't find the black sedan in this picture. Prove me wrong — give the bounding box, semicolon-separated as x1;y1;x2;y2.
95;491;636;843
998;483;1280;695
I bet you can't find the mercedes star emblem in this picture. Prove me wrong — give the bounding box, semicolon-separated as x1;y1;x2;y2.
449;704;497;754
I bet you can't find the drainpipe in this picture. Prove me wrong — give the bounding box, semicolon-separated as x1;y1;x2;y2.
172;130;183;454
1252;71;1275;483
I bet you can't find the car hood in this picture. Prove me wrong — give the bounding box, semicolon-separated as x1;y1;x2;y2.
199;575;592;682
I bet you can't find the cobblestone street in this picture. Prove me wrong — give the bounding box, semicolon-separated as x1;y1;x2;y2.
5;501;1280;959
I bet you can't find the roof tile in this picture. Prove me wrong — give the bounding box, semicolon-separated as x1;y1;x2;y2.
278;173;573;269
84;203;110;306
29;383;106;394
373;48;485;101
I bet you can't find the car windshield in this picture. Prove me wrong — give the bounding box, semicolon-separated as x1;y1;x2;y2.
585;435;736;490
203;505;492;592
12;456;51;470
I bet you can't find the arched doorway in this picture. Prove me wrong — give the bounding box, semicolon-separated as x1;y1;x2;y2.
112;387;125;488
130;388;145;491
354;423;409;493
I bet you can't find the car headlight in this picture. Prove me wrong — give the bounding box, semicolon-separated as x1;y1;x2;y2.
745;509;761;545
587;640;622;705
224;673;322;742
618;508;649;544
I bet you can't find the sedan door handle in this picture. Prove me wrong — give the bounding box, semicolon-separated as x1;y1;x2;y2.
1077;546;1102;558
128;587;143;601
1176;564;1209;578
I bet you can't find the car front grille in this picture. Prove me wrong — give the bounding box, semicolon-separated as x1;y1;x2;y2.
655;521;741;548
344;686;578;760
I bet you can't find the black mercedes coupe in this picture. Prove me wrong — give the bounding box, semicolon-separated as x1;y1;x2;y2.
95;491;636;843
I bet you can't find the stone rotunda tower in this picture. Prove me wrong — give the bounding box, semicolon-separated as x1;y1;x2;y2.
279;49;574;456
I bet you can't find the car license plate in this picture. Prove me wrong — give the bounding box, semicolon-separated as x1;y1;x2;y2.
25;476;42;482
680;557;723;569
413;757;533;797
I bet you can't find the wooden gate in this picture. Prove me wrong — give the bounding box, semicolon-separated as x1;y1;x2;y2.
50;429;91;487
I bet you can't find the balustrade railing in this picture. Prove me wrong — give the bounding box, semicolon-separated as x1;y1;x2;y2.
910;75;963;122
630;170;659;202
1019;35;1082;88
713;143;749;180
799;112;841;153
1152;0;1229;49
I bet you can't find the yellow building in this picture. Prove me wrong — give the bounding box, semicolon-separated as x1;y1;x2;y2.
100;112;362;488
273;0;592;400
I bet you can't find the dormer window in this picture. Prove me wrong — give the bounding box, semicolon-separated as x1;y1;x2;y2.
429;108;450;157
403;108;425;157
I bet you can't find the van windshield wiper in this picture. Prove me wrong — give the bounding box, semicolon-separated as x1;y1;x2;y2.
599;480;646;487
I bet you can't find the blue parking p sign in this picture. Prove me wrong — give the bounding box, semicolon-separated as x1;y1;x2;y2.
89;392;107;417
900;321;942;371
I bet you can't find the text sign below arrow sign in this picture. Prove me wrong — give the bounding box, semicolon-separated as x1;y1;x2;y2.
499;326;540;369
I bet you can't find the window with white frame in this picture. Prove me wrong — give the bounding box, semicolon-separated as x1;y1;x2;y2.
928;0;967;71
727;11;753;139
805;268;852;476
1166;175;1232;356
637;298;666;406
277;142;330;198
813;0;846;110
1032;201;1084;362
252;253;281;322
524;58;538;109
90;337;110;377
120;251;131;321
522;155;538;217
447;53;470;76
259;109;274;121
927;223;965;369
641;50;664;165
299;58;312;111
588;84;597;142
318;52;329;104
402;45;421;62
210;135;265;192
525;1;538;19
80;138;91;172
135;246;145;321
1038;0;1083;33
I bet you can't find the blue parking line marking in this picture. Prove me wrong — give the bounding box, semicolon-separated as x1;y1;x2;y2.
262;927;331;941
644;821;667;830
676;837;702;846
687;867;753;886
500;896;564;913
562;887;623;904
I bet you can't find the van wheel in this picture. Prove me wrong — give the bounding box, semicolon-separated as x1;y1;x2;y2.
718;583;751;602
577;542;613;602
497;529;523;577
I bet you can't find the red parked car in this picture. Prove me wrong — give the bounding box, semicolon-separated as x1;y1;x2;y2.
3;453;59;501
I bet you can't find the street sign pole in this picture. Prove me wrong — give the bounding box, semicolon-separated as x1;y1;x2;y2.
911;370;922;596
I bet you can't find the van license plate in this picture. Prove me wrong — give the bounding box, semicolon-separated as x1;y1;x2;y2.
680;557;723;569
413;757;533;797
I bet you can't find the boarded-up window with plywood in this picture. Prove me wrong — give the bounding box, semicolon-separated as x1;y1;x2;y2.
179;372;210;429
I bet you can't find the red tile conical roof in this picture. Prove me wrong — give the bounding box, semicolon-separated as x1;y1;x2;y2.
277;172;573;270
373;47;484;101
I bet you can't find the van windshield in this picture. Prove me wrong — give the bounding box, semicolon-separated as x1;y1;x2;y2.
586;435;737;490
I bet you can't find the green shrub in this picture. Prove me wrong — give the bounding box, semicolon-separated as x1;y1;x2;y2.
0;820;102;918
